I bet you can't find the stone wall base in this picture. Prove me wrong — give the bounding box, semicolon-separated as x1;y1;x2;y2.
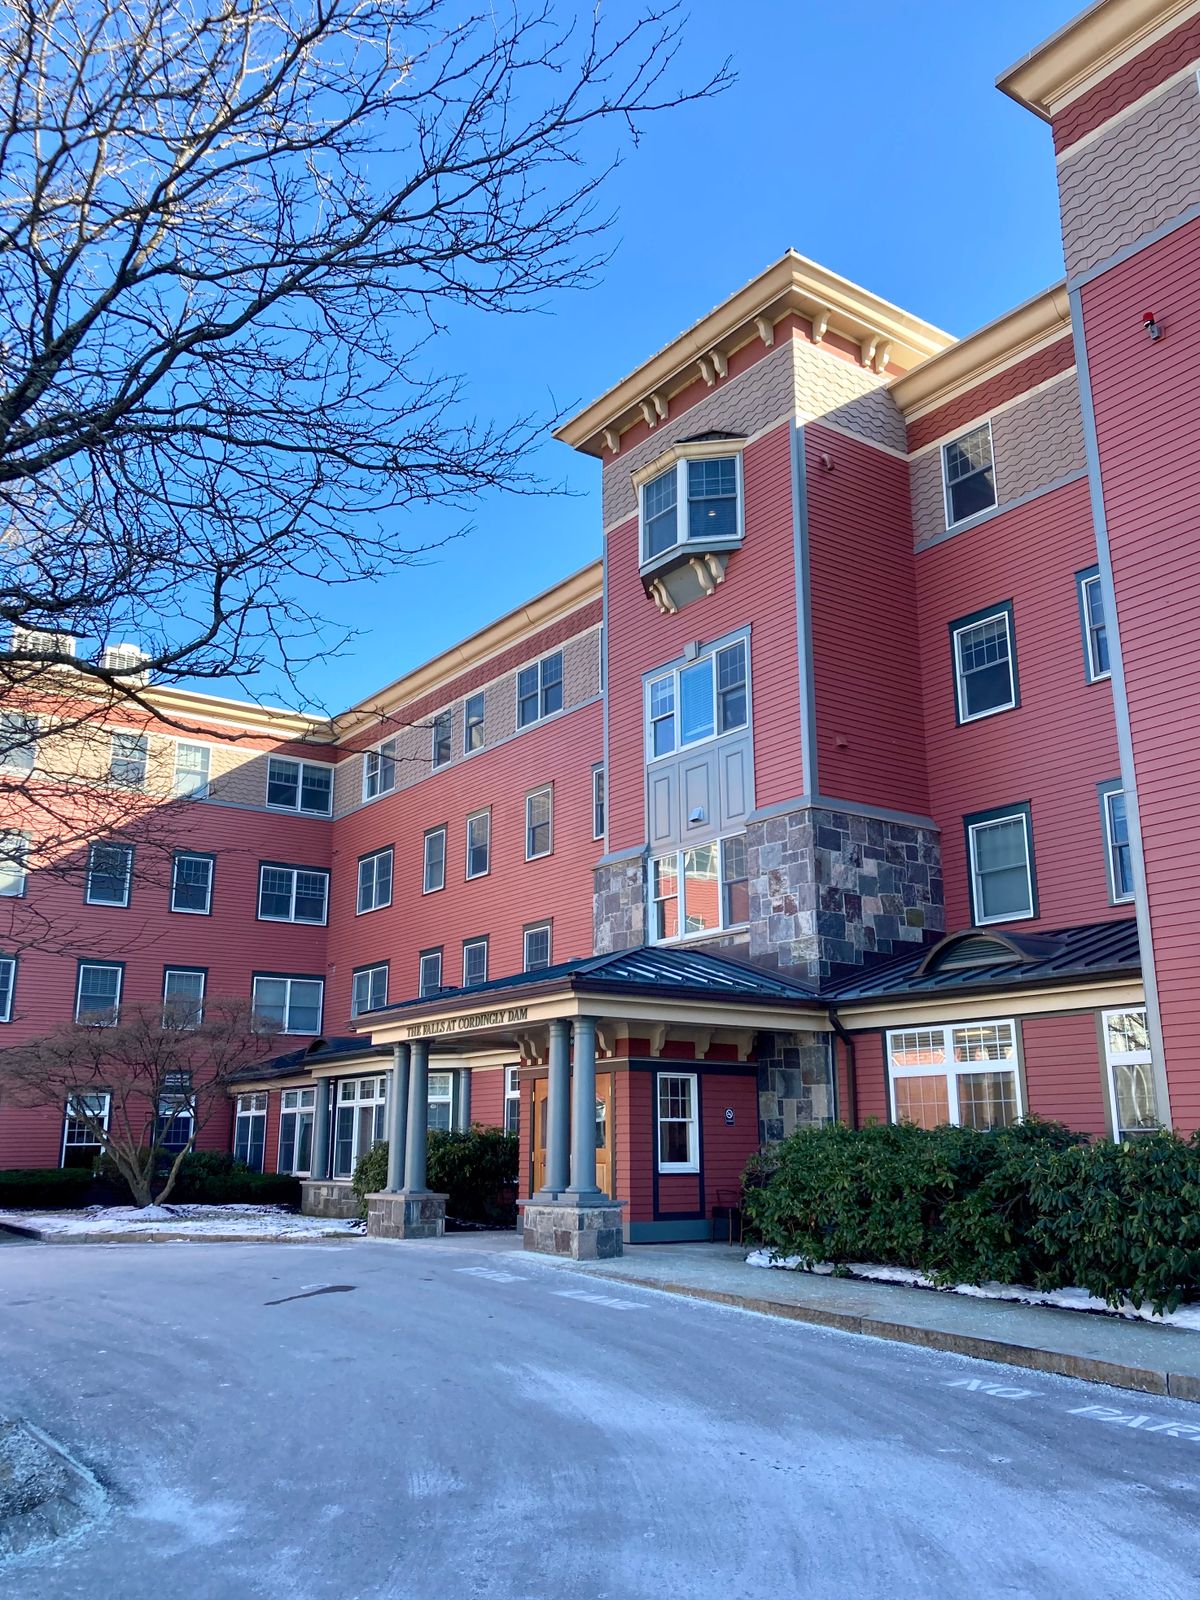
519;1199;625;1260
365;1190;447;1240
300;1180;361;1220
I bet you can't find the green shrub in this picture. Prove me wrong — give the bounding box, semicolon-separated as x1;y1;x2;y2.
742;1119;1200;1315
169;1151;301;1207
0;1167;96;1210
351;1126;518;1223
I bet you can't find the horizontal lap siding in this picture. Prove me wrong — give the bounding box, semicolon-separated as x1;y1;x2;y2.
905;339;1076;453
604;421;801;853
805;425;928;815
916;477;1122;931
325;700;602;1025
699;1072;759;1215
469;1067;505;1131
623;1070;654;1223
1081;216;1200;1131
657;1172;700;1213
1020;1013;1108;1136
850;1031;889;1126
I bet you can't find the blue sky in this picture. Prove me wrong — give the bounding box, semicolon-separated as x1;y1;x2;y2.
274;0;1078;714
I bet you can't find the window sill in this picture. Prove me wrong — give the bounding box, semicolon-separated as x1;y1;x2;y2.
652;923;750;948
639;533;743;582
957;702;1018;726
658;1163;700;1175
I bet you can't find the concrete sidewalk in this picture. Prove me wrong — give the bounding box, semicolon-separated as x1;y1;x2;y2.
543;1239;1200;1403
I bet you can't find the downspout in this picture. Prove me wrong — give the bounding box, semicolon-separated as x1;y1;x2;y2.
827;1009;859;1130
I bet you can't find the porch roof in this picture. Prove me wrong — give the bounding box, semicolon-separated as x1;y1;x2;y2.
227;1035;388;1085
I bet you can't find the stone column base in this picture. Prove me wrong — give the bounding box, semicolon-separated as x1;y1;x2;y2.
365;1190;448;1240
300;1179;361;1220
518;1199;626;1260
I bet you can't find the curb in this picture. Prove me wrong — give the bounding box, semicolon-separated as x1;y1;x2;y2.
0;1223;360;1245
585;1270;1200;1405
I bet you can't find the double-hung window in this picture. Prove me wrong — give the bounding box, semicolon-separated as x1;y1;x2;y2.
0;712;37;774
170;851;213;914
162;967;205;1029
156;1076;196;1154
252;975;324;1035
418;949;443;998
234;1093;268;1172
258;864;329;925
351;962;388;1017
109;731;148;789
592;766;605;840
965;806;1036;925
646;638;748;759
1102;1009;1161;1137
1077;567;1110;682
888;1022;1021;1130
423;826;446;893
431;710;452;770
657;1073;699;1172
951;604;1017;723
525;786;553;859
86;842;133;907
942;423;997;526
76;961;122;1025
640;453;742;563
0;831;29;898
62;1091;111;1167
428;1072;454;1131
333;1075;387;1178
462;937;488;988
504;1066;520;1135
357;847;393;914
466;810;490;879
517;652;563;728
172;742;210;798
266;756;333;815
1100;784;1134;904
651;836;749;942
364;737;397;800
523;922;552;972
279;1087;316;1174
464;693;485;753
0;954;15;1022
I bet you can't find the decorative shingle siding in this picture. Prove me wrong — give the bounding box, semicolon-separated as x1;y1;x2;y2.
1052;10;1200;155
793;339;906;453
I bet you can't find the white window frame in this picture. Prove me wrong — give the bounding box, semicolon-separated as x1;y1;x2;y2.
234;1092;268;1172
418;949;443;998
1101;1008;1161;1139
172;740;211;798
967;809;1035;926
0;711;38;775
464;692;485;754
952;607;1017;724
423;826;446;894
504;1065;520;1135
941;420;997;529
252;975;324;1036
638;450;745;567
1102;786;1134;905
0;831;29;898
363;736;398;801
656;1072;700;1173
265;755;334;816
886;1021;1023;1129
462;937;488;988
1079;571;1111;683
351;962;389;1018
257;863;329;925
278;1086;316;1175
516;650;564;729
525;785;553;860
333;1074;388;1177
162;967;205;1029
645;636;750;762
523;922;552;972
75;961;122;1026
431;709;452;771
85;842;133;907
170;851;213;915
0;955;16;1023
465;809;490;880
427;1070;454;1132
61;1091;111;1165
357;846;393;914
649;833;750;944
592;766;605;841
108;730;149;789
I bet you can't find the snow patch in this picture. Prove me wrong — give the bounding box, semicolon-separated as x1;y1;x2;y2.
745;1249;1200;1331
0;1204;364;1241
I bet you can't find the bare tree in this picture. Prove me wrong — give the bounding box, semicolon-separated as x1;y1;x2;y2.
0;997;279;1205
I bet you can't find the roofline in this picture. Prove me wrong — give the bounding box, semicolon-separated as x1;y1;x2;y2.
554;252;953;458
889;283;1072;418
827;960;1140;1009
997;0;1194;120
331;560;602;742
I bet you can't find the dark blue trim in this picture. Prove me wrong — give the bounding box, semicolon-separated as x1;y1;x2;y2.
963;801;1038;926
949;599;1019;726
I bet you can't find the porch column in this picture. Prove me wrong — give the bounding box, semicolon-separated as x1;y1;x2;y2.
541;1018;571;1196
457;1068;472;1132
310;1076;332;1181
565;1014;602;1203
386;1043;410;1192
403;1039;431;1192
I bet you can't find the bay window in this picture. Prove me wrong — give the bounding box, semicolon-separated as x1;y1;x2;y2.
887;1021;1021;1130
639;452;743;564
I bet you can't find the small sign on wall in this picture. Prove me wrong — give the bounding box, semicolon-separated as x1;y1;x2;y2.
724;1107;735;1125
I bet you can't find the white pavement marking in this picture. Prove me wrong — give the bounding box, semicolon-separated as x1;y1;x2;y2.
945;1378;1042;1400
454;1266;524;1283
944;1378;1200;1445
552;1288;643;1310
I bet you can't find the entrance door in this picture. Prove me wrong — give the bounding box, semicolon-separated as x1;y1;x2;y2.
532;1073;613;1197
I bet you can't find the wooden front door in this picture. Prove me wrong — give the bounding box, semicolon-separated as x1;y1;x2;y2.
532;1073;613;1196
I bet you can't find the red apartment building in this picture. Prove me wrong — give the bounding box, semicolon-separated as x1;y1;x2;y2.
0;0;1193;1255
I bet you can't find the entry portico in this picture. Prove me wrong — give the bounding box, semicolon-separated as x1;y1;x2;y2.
355;947;827;1256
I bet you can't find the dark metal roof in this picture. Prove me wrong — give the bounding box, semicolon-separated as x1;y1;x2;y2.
823;918;1140;1004
364;945;819;1022
227;1035;387;1084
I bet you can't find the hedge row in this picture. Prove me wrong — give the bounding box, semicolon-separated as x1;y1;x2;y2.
352;1127;518;1223
0;1155;301;1211
743;1119;1200;1315
0;1168;96;1210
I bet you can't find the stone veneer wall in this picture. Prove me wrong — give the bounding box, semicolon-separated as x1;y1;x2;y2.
593;854;647;954
756;1031;836;1143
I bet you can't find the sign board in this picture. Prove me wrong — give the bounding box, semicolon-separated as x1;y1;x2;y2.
405;1004;529;1040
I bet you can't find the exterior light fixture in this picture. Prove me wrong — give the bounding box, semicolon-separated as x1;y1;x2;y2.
1143;310;1162;341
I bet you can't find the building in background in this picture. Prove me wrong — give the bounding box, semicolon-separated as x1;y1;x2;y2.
0;0;1191;1255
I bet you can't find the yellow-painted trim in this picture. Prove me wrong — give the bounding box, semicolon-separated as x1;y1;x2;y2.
629;435;748;491
839;979;1144;1034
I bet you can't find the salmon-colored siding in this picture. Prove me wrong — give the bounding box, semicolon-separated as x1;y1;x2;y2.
1021;1012;1110;1136
905;338;1076;455
916;477;1122;932
469;1067;506;1131
850;1032;890;1127
1079;213;1200;1131
1051;10;1200;155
